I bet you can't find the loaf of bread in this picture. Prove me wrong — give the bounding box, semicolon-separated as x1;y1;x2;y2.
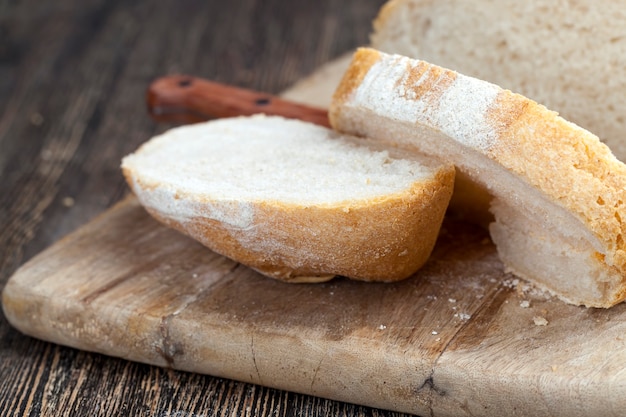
330;48;626;308
370;0;626;162
122;115;455;283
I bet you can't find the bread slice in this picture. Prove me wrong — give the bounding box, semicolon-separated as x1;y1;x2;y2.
330;48;626;308
370;0;626;162
122;115;455;283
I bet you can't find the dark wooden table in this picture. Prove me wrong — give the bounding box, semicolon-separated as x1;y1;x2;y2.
0;0;423;416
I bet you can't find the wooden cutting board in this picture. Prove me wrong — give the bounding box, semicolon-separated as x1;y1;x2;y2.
4;57;626;417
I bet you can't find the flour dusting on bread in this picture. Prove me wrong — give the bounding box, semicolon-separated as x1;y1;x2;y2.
371;0;626;162
331;48;626;307
353;53;501;152
122;114;455;283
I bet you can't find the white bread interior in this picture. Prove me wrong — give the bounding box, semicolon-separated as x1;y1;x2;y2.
122;115;455;283
330;48;626;307
370;0;626;162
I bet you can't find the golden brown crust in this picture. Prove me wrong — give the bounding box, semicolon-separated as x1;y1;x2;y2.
484;91;626;274
329;48;381;129
330;47;626;306
134;166;455;283
122;112;457;285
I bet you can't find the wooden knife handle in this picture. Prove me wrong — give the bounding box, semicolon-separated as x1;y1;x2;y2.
147;75;331;127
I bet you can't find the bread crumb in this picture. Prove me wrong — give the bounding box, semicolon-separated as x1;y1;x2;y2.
454;312;471;321
551;365;558;372
502;276;553;301
520;300;530;308
397;249;408;257
502;278;520;289
533;316;548;326
518;282;553;300
62;197;75;207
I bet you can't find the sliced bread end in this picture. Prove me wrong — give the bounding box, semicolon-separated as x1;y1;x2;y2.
330;48;626;307
122;115;455;283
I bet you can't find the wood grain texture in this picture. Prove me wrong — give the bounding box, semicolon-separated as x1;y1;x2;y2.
6;197;626;417
3;198;502;416
5;1;626;416
0;0;391;416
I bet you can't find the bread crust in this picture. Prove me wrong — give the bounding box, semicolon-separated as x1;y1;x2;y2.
330;48;626;307
371;0;626;163
488;91;626;274
123;165;454;283
121;115;456;284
